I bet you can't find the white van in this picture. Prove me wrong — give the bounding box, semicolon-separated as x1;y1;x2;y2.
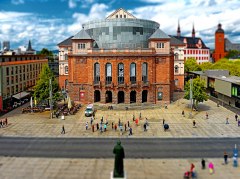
85;104;95;117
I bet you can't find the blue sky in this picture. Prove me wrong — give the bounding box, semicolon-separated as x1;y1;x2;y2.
0;0;240;50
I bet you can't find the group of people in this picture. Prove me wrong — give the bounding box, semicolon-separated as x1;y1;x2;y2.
0;118;8;128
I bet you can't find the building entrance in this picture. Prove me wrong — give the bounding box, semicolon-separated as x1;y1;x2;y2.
106;91;112;103
118;91;124;103
94;90;101;102
130;91;136;103
142;90;148;103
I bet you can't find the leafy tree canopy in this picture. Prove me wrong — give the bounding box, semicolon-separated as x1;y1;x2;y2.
225;50;240;59
33;64;60;103
184;58;201;73
184;76;208;109
38;48;53;56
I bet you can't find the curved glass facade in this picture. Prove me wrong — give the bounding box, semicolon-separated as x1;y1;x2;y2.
83;18;159;49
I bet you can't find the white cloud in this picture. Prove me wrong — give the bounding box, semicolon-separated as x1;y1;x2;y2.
68;0;96;8
11;0;24;5
131;0;240;48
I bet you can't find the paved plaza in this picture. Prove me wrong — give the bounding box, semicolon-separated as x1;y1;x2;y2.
0;97;240;179
0;98;239;138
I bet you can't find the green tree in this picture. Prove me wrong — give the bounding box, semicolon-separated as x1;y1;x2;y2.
199;62;212;71
225;50;240;59
33;64;60;103
184;58;201;73
38;48;54;62
184;77;208;109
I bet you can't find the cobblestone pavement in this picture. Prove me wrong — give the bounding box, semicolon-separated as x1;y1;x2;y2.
0;157;239;179
1;98;240;179
0;98;239;138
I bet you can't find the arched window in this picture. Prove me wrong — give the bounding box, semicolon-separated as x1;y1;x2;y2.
64;54;68;61
174;65;179;73
65;66;68;74
118;63;124;84
105;63;112;84
130;63;136;84
142;62;148;82
94;63;100;83
175;53;179;60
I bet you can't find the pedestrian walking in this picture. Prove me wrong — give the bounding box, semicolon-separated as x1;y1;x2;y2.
118;118;121;126
104;123;107;132
224;151;228;164
193;120;196;127
208;162;214;174
129;127;133;135
143;123;147;131
124;123;127;131
112;122;114;130
127;120;130;128
164;102;168;109
5;118;8;126
182;110;185;117
139;112;142;120
92;125;94;132
145;118;149;126
90;117;93;125
61;125;65;134
201;158;206;169
238;119;240;127
235;114;238;121
206;112;208;119
114;124;117;131
226;117;229;124
163;118;165;125
101;117;103;123
86;122;88;130
133;114;135;121
100;123;103;132
96;123;99;130
190;163;195;176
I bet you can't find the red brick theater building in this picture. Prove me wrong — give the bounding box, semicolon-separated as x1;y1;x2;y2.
58;8;174;104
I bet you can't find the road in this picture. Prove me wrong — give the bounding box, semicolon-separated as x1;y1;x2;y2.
0;137;239;158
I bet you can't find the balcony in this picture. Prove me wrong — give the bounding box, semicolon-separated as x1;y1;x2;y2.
105;80;113;88
93;80;101;87
142;81;150;87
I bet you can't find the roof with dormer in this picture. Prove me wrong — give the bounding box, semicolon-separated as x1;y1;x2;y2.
57;36;73;46
149;28;170;40
173;36;209;49
106;8;136;19
169;36;185;46
72;29;93;40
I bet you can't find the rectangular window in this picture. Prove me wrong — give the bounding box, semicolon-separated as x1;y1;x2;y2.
6;67;9;76
158;92;163;100
157;43;164;48
78;43;86;49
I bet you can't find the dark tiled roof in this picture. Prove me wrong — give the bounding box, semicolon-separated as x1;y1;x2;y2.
58;36;73;46
173;36;209;49
169;36;185;46
72;29;93;40
149;29;170;39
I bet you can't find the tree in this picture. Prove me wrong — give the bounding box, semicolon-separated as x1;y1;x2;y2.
38;48;54;62
184;58;201;73
33;64;60;104
225;50;240;59
38;48;53;56
184;77;208;109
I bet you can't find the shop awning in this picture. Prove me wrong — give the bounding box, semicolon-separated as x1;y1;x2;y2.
12;91;30;100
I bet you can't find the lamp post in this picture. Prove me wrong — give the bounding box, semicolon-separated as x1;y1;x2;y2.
189;78;193;118
49;78;53;119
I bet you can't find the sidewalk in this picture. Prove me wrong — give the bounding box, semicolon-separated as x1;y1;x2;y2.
0;157;239;179
1;98;240;138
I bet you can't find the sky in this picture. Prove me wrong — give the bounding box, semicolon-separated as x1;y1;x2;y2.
0;0;240;51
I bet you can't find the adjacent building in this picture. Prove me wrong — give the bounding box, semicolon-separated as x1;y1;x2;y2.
189;70;240;109
58;8;174;104
213;23;240;62
0;55;48;111
173;23;210;64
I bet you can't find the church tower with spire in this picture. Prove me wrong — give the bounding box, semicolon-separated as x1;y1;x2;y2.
192;23;195;38
177;20;181;37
